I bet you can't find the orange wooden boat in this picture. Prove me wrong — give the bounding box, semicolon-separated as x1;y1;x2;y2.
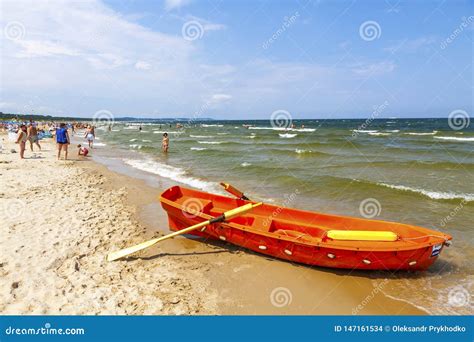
159;185;452;270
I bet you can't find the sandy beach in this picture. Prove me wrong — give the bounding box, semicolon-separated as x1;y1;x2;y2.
0;132;427;315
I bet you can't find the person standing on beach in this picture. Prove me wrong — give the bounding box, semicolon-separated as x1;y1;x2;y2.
162;133;169;153
15;124;28;159
27;123;41;151
56;123;70;160
84;125;95;148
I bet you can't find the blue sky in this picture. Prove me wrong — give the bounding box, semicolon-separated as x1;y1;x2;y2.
0;0;472;119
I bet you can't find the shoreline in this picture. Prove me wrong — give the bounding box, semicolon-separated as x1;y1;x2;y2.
0;133;426;315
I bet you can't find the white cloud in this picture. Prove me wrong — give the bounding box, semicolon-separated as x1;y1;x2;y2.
352;61;396;76
135;60;151;70
165;0;192;11
15;40;80;58
209;93;232;105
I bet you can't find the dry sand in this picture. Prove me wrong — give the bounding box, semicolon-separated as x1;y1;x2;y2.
0;135;217;314
0;132;424;315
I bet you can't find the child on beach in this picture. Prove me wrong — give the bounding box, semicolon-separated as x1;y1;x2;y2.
15;124;28;159
77;144;89;157
162;133;169;153
56;123;70;160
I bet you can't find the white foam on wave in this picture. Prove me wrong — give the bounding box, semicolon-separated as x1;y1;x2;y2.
404;131;438;136
111;129;120;132
124;159;214;191
385;130;400;133
294;128;316;132
190;135;214;138
279;133;297;138
352;129;378;133
248;126;315;132
241;162;251;167
153;131;183;134
368;132;391;136
129;138;138;142
142;139;151;142
201;124;223;127
198;141;222;144
217;133;229;135
93;142;106;147
295;149;312;154
379;183;474;201
434;136;474;142
129;144;142;149
190;147;207;151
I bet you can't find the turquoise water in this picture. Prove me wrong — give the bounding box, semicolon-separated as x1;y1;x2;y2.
96;118;473;315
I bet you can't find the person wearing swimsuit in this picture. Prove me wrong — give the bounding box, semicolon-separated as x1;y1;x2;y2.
15;124;28;159
84;125;95;148
56;123;70;160
27;123;41;151
162;132;169;153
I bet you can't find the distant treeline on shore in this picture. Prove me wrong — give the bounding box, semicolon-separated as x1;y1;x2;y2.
0;113;90;122
0;112;214;122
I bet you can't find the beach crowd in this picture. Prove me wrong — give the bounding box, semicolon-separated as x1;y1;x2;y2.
1;121;94;160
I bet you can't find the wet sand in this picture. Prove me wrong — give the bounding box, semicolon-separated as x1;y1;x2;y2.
0;132;425;315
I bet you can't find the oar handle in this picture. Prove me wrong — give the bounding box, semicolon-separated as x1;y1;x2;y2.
220;182;250;200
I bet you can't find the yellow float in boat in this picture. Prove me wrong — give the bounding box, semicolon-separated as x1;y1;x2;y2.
327;230;398;242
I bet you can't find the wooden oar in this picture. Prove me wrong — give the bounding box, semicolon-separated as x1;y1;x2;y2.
107;202;262;262
220;182;250;200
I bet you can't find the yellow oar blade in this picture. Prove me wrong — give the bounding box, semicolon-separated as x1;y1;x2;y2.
107;202;262;262
107;238;161;262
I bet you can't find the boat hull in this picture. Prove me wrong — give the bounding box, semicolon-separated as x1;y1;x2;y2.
160;186;452;271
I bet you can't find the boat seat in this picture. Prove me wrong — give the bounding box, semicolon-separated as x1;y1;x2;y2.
175;197;214;215
326;230;398;242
